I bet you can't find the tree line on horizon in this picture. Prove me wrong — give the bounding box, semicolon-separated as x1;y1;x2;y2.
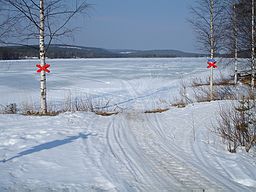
0;45;207;60
0;45;121;60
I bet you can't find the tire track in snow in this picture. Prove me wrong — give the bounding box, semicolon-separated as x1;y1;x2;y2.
190;137;253;191
139;113;222;191
105;116;142;184
190;139;249;191
149;107;254;191
121;80;140;99
109;79;167;110
106;114;178;191
185;110;251;191
68;114;122;191
105;110;217;191
117;114;177;190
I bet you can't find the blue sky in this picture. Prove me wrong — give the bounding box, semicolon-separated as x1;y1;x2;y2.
72;0;197;52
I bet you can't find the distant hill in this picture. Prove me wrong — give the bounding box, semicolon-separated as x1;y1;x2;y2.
110;49;204;58
0;44;205;60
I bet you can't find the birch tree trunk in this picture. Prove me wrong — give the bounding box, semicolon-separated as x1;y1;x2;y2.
252;0;255;90
233;4;238;85
210;0;214;100
39;0;47;114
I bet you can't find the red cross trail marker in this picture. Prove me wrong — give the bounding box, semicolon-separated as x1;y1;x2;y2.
36;64;50;73
207;59;217;69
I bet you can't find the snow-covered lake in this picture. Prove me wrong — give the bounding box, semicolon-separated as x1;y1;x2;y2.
0;58;209;109
0;58;256;191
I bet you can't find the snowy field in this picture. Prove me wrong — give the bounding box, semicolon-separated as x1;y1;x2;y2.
0;58;256;191
0;57;212;110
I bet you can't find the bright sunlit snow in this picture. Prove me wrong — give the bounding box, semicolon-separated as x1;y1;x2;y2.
0;58;256;191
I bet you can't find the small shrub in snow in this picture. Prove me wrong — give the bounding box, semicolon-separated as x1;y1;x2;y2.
192;86;214;102
19;100;60;116
191;77;209;87
217;94;256;153
0;103;17;114
0;94;121;116
171;98;187;108
191;74;236;103
172;79;192;108
62;94;121;116
20;101;38;115
192;84;236;102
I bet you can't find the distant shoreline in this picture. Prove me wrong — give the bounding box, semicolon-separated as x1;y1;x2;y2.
0;44;205;60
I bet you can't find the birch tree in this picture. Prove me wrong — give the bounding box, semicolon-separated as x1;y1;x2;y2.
0;0;89;114
233;2;239;84
189;0;227;100
251;0;255;90
223;0;239;84
209;0;214;100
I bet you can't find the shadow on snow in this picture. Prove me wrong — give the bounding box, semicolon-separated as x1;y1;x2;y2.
0;133;91;163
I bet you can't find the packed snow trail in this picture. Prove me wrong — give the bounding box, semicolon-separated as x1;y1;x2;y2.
1;102;256;191
105;113;217;191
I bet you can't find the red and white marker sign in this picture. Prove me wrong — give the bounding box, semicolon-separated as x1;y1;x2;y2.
36;64;50;73
207;59;217;69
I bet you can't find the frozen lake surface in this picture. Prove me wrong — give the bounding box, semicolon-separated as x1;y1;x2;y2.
0;58;208;109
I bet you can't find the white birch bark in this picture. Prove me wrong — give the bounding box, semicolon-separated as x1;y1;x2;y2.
210;0;214;100
39;0;47;114
233;4;238;85
252;0;255;90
